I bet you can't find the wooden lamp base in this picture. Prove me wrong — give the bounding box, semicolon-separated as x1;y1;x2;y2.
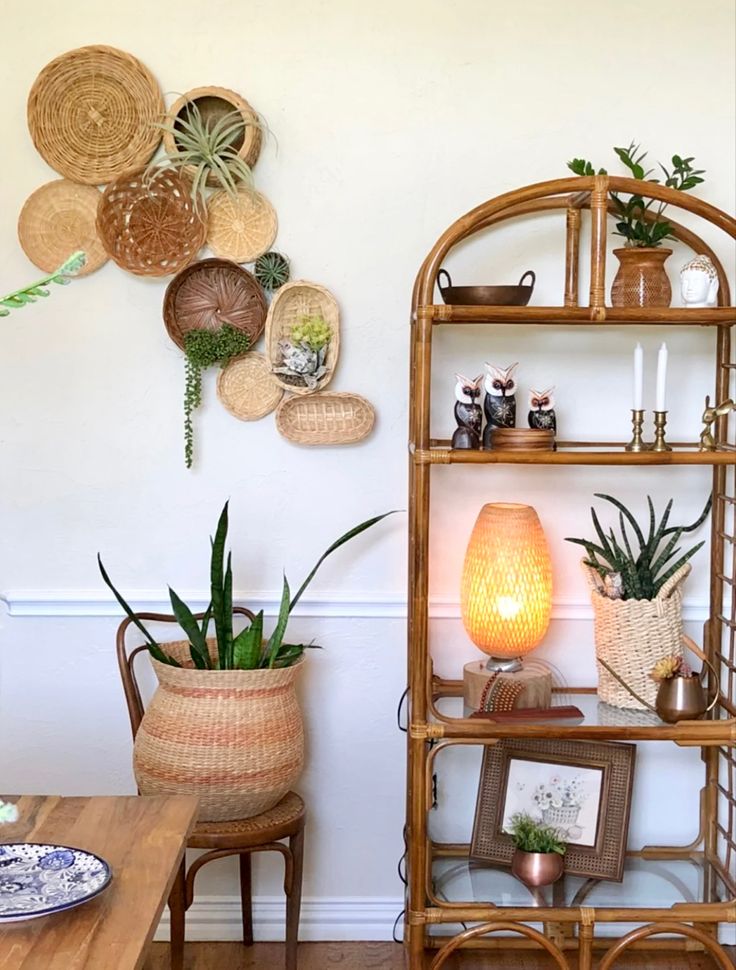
463;660;553;712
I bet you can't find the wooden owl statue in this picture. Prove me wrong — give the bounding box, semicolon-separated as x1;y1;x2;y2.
482;362;518;448
528;387;557;433
452;373;483;450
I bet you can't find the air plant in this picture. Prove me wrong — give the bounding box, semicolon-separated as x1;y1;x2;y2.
255;251;290;291
98;502;395;671
1;251;86;316
566;493;711;600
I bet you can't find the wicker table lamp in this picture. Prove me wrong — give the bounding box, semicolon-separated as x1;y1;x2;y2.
460;503;553;710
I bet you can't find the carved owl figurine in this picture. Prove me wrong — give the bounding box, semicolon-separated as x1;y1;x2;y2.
483;362;518;448
528;387;557;433
452;373;483;450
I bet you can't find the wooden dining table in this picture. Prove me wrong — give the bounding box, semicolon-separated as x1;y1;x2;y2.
0;794;198;969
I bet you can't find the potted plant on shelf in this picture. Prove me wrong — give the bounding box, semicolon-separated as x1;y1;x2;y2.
566;493;711;711
99;502;393;821
274;314;332;390
567;142;705;307
508;813;566;888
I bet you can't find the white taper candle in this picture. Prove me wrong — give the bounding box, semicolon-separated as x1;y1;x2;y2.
633;343;643;410
655;342;668;412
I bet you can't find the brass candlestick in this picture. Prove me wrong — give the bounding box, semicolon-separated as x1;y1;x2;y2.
652;410;672;452
625;409;648;452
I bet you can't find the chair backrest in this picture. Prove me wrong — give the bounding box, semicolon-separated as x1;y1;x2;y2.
116;607;255;740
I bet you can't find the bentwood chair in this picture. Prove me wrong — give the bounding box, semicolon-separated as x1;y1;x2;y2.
116;609;305;970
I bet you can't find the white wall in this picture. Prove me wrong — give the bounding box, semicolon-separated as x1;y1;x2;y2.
1;0;734;942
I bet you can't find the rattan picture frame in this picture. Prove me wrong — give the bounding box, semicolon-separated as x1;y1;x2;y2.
470;738;635;882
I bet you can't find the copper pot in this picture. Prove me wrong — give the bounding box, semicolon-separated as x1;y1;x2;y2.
611;247;672;307
655;676;709;723
511;849;564;887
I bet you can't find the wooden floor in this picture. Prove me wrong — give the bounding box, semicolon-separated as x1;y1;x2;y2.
147;941;736;968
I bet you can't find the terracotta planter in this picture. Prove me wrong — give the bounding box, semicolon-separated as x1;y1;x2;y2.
511;849;564;888
133;643;305;821
611;247;672;308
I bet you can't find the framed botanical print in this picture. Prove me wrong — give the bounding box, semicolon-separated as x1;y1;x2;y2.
470;738;636;882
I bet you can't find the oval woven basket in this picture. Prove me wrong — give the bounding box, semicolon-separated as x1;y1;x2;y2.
584;561;690;711
163;258;267;350
217;352;283;421
265;280;340;395
133;642;305;822
97;168;206;277
207;188;277;263
27;45;163;185
163;86;262;187
18;180;107;276
276;392;375;445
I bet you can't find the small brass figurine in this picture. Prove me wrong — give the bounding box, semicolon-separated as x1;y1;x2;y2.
452;373;483;449
699;395;736;451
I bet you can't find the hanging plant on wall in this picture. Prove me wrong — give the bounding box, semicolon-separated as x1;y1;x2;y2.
1;251;86;316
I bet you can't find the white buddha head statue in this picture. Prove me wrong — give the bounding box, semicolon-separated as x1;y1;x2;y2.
680;255;719;308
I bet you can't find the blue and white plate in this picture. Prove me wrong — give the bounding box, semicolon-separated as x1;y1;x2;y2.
0;843;112;922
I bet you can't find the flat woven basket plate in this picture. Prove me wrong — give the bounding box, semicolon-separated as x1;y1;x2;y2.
163;258;267;350
207;188;277;263
275;392;375;445
265;280;340;395
217;352;283;421
18;180;107;276
27;45;164;185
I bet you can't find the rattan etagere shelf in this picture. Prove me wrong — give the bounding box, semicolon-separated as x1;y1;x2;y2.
405;175;736;970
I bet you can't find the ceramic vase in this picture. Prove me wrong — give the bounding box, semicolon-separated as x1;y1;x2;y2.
611;248;672;308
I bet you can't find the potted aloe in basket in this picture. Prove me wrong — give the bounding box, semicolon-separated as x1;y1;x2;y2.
99;503;393;821
508;813;566;888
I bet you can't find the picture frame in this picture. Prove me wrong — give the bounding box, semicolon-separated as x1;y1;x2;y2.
470;738;636;882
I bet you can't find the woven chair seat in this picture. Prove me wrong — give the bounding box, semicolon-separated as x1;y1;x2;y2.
189;791;304;849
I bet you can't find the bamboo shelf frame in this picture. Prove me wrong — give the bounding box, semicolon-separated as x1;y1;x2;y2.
406;175;736;970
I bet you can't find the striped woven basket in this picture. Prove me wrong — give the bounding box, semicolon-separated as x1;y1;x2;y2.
133;643;304;821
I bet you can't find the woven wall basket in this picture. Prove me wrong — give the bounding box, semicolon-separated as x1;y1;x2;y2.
584;561;690;711
276;392;375;445
206;187;277;263
163;258;267;350
27;45;164;185
163;86;262;187
265;280;340;394
97;168;206;277
217;352;283;421
18;180;107;276
133;643;305;822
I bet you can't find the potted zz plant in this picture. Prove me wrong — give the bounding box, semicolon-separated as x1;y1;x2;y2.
508;813;566;888
99;503;393;821
567;142;705;307
566;493;711;711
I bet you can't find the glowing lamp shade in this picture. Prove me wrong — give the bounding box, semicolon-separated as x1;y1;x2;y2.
460;503;552;661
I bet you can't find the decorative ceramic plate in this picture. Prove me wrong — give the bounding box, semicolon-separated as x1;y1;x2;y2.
0;843;112;922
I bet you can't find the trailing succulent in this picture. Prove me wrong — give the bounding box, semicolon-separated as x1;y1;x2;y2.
567;141;705;248
98;502;394;670
566;493;711;601
183;325;251;468
507;813;566;856
1;251;86;316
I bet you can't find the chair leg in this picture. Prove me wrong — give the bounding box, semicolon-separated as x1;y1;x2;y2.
168;857;186;970
239;852;254;946
285;826;305;970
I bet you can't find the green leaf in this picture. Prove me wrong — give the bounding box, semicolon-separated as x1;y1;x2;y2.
265;574;291;668
210;502;229;669
594;494;645;549
653;542;705;593
168;587;212;669
233;610;264;670
222;552;234;669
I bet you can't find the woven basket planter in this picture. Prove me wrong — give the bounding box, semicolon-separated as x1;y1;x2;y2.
584;561;690;711
276;392;375;445
163;258;267;350
265;281;340;394
27;45;163;185
217;352;283;421
163;86;262;187
18;180;107;276
207;188;277;263
97;168;206;277
133;643;305;822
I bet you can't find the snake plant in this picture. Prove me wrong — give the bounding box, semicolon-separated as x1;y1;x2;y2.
1;252;86;316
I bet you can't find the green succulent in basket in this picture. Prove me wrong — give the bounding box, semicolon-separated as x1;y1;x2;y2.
566;493;711;600
507;813;566;856
98;503;395;671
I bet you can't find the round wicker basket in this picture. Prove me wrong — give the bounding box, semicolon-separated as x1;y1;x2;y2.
97;168;206;277
162;86;261;187
265;280;339;394
163;258;267;350
207;188;277;263
18;180;107;276
275;392;375;445
217;352;283;421
27;45;164;185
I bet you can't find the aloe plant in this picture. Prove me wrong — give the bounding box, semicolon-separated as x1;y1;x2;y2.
566;493;711;600
1;251;86;316
99;503;395;669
